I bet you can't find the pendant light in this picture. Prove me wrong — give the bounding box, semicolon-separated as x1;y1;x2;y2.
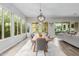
37;3;45;22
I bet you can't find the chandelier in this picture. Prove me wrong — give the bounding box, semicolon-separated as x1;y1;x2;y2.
37;4;45;22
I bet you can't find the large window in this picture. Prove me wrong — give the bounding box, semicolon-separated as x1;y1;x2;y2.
18;17;21;34
14;15;26;35
23;23;26;33
0;7;2;39
22;20;26;33
43;22;48;33
4;9;11;38
32;22;38;33
0;6;26;39
55;22;70;35
14;15;18;35
32;22;48;33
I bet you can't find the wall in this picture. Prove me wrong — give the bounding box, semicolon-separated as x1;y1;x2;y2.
0;33;27;54
27;17;79;37
48;23;55;38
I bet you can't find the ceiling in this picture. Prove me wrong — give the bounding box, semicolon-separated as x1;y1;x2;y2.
13;3;79;18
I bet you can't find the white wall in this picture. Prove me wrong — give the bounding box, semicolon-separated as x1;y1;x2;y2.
27;17;79;37
48;23;55;38
0;33;27;54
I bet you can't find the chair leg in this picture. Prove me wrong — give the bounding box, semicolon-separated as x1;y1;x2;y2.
44;50;46;56
32;45;36;52
36;51;38;56
44;51;46;56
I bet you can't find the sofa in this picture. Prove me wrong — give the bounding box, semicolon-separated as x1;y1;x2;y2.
57;33;79;48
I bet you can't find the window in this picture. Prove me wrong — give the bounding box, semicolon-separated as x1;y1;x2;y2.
43;22;48;33
63;25;66;30
32;22;38;33
55;22;70;34
71;24;74;28
32;22;48;33
4;9;11;38
27;26;29;33
0;7;2;39
18;17;21;34
22;20;26;33
38;23;42;32
0;6;26;38
14;15;18;35
55;23;62;33
14;15;26;35
24;23;26;33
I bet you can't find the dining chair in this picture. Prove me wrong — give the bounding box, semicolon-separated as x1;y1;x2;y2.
35;38;48;56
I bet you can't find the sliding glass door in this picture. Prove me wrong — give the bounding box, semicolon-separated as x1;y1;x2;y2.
0;6;27;39
4;9;11;38
0;7;2;39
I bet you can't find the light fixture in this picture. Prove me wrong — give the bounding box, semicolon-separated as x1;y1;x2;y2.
37;4;45;22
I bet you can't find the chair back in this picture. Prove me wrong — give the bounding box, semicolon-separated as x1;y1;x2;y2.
36;38;47;50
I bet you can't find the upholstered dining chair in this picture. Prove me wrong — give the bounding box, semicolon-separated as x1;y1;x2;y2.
35;38;48;56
